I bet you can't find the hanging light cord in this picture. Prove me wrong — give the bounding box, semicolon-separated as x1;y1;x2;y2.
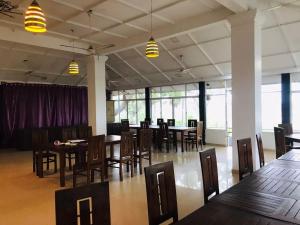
150;0;153;36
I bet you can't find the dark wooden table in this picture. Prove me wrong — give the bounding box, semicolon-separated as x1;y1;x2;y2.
51;135;121;187
174;150;300;225
129;125;196;152
285;133;300;143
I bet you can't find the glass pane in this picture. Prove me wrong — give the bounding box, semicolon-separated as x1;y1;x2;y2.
226;91;232;131
127;101;137;124
262;84;281;93
161;99;173;121
206;88;225;95
174;98;186;126
151;100;161;124
137;100;146;123
136;89;145;99
262;92;281;130
151;87;161;98
186;83;199;96
119;101;128;120
186;98;199;122
111;91;119;100
206;95;226;129
123;89;136;100
161;85;185;98
114;101;120;122
292;93;300;131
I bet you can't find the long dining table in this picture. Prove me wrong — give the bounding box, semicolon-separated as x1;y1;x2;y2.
51;135;121;187
129;124;196;152
174;149;300;225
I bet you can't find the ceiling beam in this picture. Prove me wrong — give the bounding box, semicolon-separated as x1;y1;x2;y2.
0;21;90;55
106;64;135;86
215;0;248;13
134;48;172;82
99;7;233;54
114;53;152;85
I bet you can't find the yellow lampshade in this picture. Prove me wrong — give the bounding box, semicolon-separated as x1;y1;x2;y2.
69;60;79;75
146;37;159;58
24;0;47;33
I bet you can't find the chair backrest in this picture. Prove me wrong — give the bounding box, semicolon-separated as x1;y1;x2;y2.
139;129;153;154
199;148;219;204
78;126;92;139
256;133;265;168
62;127;77;142
55;182;111;225
188;119;197;128
88;135;106;167
159;123;169;139
120;132;134;158
167;119;175;126
274;127;287;159
121;119;129;122
121;120;130;132
144;161;178;225
157;118;164;125
278;123;293;135
32;129;49;151
197;121;203;139
145;117;152;125
140;121;150;128
237;138;253;181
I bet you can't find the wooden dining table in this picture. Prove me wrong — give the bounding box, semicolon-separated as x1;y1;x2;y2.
286;133;300;143
174;150;300;225
51;135;121;187
129;124;196;152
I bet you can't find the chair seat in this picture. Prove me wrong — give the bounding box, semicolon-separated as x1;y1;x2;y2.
109;155;133;161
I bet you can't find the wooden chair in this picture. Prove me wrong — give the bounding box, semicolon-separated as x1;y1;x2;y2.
145;117;152;125
134;128;153;174
108;132;134;181
274;127;287;159
140;121;150;128
237;138;253;181
199;148;219;204
185;121;203;150
157;118;164;125
73;135;106;187
167;119;175;126
62;127;78;170
167;119;176;147
32;129;57;178
121;120;130;132
55;182;111;225
256;133;265;168
77;126;92;139
144;161;178;225
185;119;198;138
157;123;171;152
278;123;293;135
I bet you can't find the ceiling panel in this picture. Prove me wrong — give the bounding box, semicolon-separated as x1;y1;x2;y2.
272;6;300;25
216;62;231;75
282;21;300;51
171;45;211;67
71;13;116;31
262;53;295;71
190;65;220;78
191;22;229;43
161;34;194;50
93;1;142;21
262;27;289;56
200;37;231;63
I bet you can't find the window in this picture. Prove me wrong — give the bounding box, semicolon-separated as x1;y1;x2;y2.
150;83;199;126
112;89;145;124
291;75;300;131
261;84;281;130
206;83;226;129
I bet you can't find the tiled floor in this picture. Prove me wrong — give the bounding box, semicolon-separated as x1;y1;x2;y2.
0;145;275;225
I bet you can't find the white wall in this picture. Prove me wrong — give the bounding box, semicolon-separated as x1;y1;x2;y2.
206;129;227;146
205;128;275;150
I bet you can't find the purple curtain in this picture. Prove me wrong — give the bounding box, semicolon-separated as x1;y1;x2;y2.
0;83;88;146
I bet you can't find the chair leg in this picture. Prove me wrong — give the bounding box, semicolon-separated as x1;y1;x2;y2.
166;141;169;153
126;161;129;172
68;153;72;170
149;152;152;166
73;172;77;187
119;162;123;181
101;166;105;182
54;155;57;173
139;156;143;175
91;169;94;183
33;151;35;172
130;159;134;177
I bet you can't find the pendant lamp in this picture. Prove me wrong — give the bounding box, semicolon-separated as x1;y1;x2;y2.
24;0;47;33
145;0;159;58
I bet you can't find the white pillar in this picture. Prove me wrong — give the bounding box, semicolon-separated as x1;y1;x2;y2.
229;10;262;171
87;55;108;135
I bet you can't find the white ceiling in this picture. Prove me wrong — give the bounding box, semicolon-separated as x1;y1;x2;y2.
0;0;300;89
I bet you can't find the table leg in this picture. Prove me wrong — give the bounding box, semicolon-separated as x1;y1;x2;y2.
181;131;184;152
59;152;66;187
